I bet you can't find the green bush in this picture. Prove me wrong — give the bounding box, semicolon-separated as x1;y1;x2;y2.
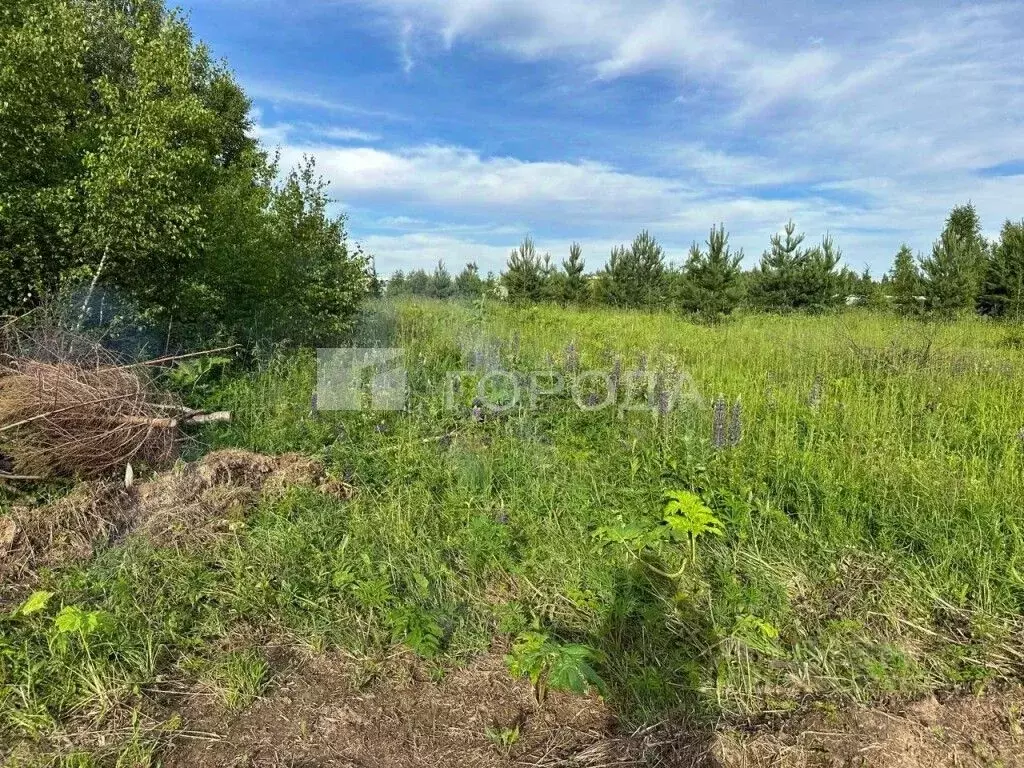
0;0;367;346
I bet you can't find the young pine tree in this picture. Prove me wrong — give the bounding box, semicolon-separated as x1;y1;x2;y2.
430;260;454;299
981;220;1024;318
889;244;922;314
596;231;666;308
596;245;634;307
920;206;988;315
561;242;588;304
749;220;806;311
405;268;431;296
681;224;744;319
387;270;408;297
632;230;667;307
503;236;545;302
454;261;485;299
920;232;980;315
799;234;845;311
946;202;989;292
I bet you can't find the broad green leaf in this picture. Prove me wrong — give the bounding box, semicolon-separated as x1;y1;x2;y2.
17;590;54;616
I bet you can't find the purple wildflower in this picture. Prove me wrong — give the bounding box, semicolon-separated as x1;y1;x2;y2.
565;341;580;373
712;394;727;449
808;374;823;410
728;398;743;447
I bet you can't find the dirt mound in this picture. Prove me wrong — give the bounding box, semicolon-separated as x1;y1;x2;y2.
161;649;711;768
0;450;353;606
137;449;353;547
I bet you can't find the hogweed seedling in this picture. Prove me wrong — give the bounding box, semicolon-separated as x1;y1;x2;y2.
506;631;606;704
662;489;725;565
593;490;724;580
485;724;521;756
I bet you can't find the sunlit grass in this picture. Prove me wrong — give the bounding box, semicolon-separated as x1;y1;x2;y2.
4;298;1024;762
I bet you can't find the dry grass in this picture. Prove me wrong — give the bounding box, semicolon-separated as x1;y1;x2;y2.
0;320;182;478
0;449;355;607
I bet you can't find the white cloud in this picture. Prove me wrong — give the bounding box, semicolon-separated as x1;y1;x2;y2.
358;232;512;274
244;81;404;120
319;127;382;143
265;125;1022;273
274;141;700;221
358;0;837;110
248;1;1023;273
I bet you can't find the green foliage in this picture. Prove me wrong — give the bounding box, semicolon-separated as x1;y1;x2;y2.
52;605;113;643
662;490;726;562
484;723;521;756
889;244;923;314
387;604;444;658
430;260;454;300
0;0;367;345
749;221;845;311
920;203;989;317
595;489;724;578
206;650;269;711
596;231;667;308
681;224;745;319
921;229;981;316
454;261;485;299
503;236;547;303
506;631;606;702
15;591;55;617
560;242;589;304
7;300;1024;761
981;220;1024;319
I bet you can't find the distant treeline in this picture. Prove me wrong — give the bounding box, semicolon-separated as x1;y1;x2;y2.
387;204;1024;320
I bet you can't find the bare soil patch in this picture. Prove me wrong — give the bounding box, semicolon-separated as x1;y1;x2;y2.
161;648;712;768
160;645;1024;768
717;687;1024;767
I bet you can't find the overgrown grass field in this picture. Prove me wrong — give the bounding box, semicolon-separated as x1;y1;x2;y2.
4;299;1024;764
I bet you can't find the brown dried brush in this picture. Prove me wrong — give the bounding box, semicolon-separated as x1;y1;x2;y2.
0;356;181;479
0;312;199;479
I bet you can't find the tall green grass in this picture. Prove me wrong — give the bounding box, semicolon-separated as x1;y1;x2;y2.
4;299;1024;763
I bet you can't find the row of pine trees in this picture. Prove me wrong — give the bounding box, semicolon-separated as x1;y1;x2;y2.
386;203;1023;320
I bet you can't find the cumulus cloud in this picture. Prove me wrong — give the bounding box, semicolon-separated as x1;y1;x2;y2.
273;141;700;222
243;1;1023;272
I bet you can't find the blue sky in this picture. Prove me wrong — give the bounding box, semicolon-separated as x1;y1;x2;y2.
181;0;1024;276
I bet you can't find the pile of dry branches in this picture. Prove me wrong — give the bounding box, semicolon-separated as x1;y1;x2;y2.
0;316;229;480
